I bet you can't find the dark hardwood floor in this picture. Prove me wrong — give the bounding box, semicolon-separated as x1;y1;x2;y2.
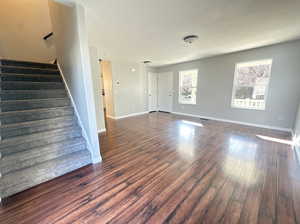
1;112;300;224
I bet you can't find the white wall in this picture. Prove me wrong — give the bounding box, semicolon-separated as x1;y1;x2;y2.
48;0;101;163
85;9;149;119
0;0;56;62
157;40;300;131
89;47;106;132
295;104;300;136
110;61;148;118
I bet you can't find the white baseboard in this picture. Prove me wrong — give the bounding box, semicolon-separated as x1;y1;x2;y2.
172;111;292;133
109;111;149;120
106;115;115;119
98;128;106;133
57;63;93;152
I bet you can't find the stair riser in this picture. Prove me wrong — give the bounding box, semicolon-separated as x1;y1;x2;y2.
1;118;76;140
0;60;57;70
1;82;65;90
1;99;71;112
0;128;82;155
0;74;62;82
0;92;68;101
0;108;74;125
0;151;91;198
0;67;60;75
1;142;86;175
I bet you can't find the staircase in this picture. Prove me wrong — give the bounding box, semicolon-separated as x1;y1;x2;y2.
0;59;92;199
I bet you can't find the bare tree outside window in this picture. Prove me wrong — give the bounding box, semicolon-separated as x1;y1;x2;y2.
231;59;272;110
179;70;198;104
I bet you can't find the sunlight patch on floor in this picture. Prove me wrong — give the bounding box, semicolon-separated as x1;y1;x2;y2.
223;136;260;186
179;124;195;138
181;120;204;127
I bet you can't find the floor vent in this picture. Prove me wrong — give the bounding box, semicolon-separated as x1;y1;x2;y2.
200;118;210;121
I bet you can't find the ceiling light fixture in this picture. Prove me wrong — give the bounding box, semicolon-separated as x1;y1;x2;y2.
183;35;199;44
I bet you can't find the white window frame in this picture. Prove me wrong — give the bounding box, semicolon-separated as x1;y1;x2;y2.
231;59;273;111
178;69;198;105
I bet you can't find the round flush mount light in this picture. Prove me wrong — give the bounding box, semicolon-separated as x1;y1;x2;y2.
183;35;199;44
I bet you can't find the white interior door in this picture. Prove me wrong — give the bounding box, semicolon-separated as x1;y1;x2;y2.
158;72;173;112
148;72;158;112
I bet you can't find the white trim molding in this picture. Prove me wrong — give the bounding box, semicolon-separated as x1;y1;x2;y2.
75;4;102;164
172;111;292;133
98;128;106;133
57;62;93;155
109;111;149;120
231;59;273;111
106;115;115;119
178;69;198;105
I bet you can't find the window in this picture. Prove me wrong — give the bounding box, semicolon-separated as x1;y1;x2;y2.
179;70;198;104
231;59;272;110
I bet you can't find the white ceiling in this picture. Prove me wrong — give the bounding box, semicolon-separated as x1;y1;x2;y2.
83;0;300;67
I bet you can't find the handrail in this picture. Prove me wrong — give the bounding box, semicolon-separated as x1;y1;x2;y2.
43;32;53;40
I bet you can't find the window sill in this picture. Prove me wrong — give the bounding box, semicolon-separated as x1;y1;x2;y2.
231;105;266;111
179;103;197;105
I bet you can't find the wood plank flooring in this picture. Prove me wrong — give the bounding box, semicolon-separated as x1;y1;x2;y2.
1;112;300;224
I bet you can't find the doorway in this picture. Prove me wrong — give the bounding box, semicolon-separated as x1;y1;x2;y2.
148;72;158;112
148;72;173;113
100;60;115;120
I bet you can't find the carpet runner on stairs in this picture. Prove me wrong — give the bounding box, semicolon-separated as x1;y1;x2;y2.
0;59;91;199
